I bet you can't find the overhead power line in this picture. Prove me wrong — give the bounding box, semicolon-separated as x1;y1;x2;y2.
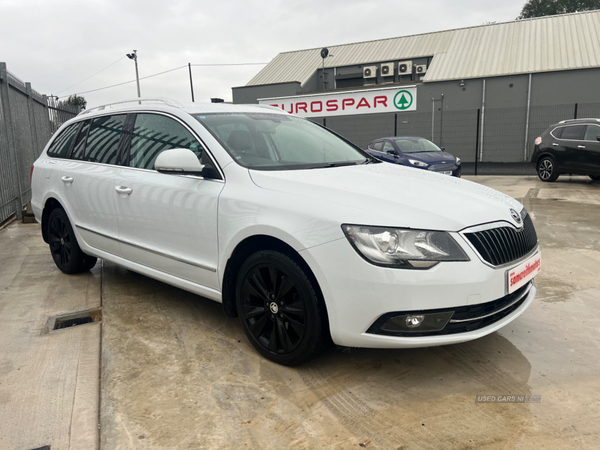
57;62;268;99
55;56;127;95
58;65;188;98
191;62;268;66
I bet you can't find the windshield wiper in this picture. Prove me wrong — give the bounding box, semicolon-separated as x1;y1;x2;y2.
315;161;361;168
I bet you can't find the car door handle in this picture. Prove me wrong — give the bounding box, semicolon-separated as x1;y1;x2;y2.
578;145;586;149
552;143;559;146
61;176;74;183
115;186;133;195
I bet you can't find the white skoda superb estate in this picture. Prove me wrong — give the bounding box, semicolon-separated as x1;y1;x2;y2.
31;99;541;365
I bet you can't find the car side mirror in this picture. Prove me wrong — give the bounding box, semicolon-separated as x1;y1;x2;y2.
386;149;396;155
596;136;600;142
440;147;446;151
155;148;205;175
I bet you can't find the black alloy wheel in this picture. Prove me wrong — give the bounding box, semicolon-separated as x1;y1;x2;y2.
537;157;559;182
48;208;97;274
236;250;325;365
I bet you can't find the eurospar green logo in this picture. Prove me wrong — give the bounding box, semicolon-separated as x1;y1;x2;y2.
394;90;413;110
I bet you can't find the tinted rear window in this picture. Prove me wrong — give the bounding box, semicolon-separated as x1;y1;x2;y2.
551;127;564;138
71;121;91;160
47;124;79;158
560;125;585;140
85;115;126;164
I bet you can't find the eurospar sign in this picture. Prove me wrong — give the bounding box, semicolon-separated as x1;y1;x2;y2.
259;86;417;118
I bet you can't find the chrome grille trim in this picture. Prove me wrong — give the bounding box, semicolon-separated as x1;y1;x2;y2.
449;282;532;323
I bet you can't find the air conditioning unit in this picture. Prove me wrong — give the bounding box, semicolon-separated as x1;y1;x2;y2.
380;63;394;77
363;66;377;78
398;60;413;75
415;64;427;75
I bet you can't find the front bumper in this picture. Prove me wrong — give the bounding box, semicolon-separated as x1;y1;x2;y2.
300;235;536;348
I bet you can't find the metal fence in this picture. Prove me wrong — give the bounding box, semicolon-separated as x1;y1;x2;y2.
313;102;600;166
0;63;79;224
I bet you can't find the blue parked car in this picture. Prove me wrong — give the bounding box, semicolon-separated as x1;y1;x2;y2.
366;136;461;177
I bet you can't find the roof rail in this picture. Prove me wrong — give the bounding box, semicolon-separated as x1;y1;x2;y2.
78;97;184;116
558;118;600;124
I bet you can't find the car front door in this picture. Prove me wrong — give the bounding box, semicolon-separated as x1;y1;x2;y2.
381;140;399;163
57;115;125;256
113;112;224;290
581;125;600;174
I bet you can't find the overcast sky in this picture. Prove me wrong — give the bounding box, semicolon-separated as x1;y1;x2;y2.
1;0;526;108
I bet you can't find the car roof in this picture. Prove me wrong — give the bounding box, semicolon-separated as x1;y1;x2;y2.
554;118;600;126
372;136;428;141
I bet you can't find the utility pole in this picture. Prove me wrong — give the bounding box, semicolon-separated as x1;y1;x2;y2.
126;50;141;99
320;48;329;91
188;63;195;102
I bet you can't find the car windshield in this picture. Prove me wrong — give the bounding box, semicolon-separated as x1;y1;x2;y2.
394;138;442;153
196;113;370;170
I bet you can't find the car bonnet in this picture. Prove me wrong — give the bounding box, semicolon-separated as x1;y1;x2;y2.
248;163;523;232
404;151;457;163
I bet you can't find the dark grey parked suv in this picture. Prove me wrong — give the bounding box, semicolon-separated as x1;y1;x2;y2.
531;118;600;182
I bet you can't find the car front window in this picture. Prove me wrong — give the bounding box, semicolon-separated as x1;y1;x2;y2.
196;113;369;170
394;139;442;153
584;125;600;142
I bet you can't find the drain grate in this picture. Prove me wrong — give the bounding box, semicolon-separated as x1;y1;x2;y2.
47;308;102;332
54;316;94;330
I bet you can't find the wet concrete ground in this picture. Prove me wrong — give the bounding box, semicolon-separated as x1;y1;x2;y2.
99;175;600;449
1;175;598;449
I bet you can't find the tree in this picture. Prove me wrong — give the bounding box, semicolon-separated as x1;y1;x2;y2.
64;94;87;111
518;0;600;19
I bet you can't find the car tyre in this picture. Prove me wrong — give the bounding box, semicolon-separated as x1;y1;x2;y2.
236;250;325;365
589;175;600;181
537;157;559;182
48;208;97;274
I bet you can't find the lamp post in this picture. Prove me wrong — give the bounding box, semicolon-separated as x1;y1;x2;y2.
126;50;141;98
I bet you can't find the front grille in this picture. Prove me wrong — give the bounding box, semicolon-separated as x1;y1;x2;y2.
463;213;538;266
367;282;532;337
429;163;456;172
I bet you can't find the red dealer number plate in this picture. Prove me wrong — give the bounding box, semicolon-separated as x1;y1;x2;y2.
507;252;541;294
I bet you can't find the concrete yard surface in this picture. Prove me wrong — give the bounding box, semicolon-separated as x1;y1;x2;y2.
0;221;101;450
100;175;600;449
1;175;600;449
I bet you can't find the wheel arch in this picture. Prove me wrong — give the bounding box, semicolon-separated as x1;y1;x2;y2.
221;235;330;331
41;197;65;243
534;152;556;167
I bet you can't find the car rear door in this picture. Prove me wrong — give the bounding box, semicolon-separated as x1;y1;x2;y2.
57;115;125;256
557;125;586;172
113;112;224;290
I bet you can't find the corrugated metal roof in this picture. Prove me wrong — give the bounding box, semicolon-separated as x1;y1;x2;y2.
246;10;600;87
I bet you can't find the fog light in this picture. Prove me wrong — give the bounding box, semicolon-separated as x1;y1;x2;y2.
406;315;425;328
380;311;454;333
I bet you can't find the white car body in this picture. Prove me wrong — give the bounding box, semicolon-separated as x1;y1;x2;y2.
31;100;539;355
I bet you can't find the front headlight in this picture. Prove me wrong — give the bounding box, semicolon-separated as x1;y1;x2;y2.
342;225;470;269
408;159;429;168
